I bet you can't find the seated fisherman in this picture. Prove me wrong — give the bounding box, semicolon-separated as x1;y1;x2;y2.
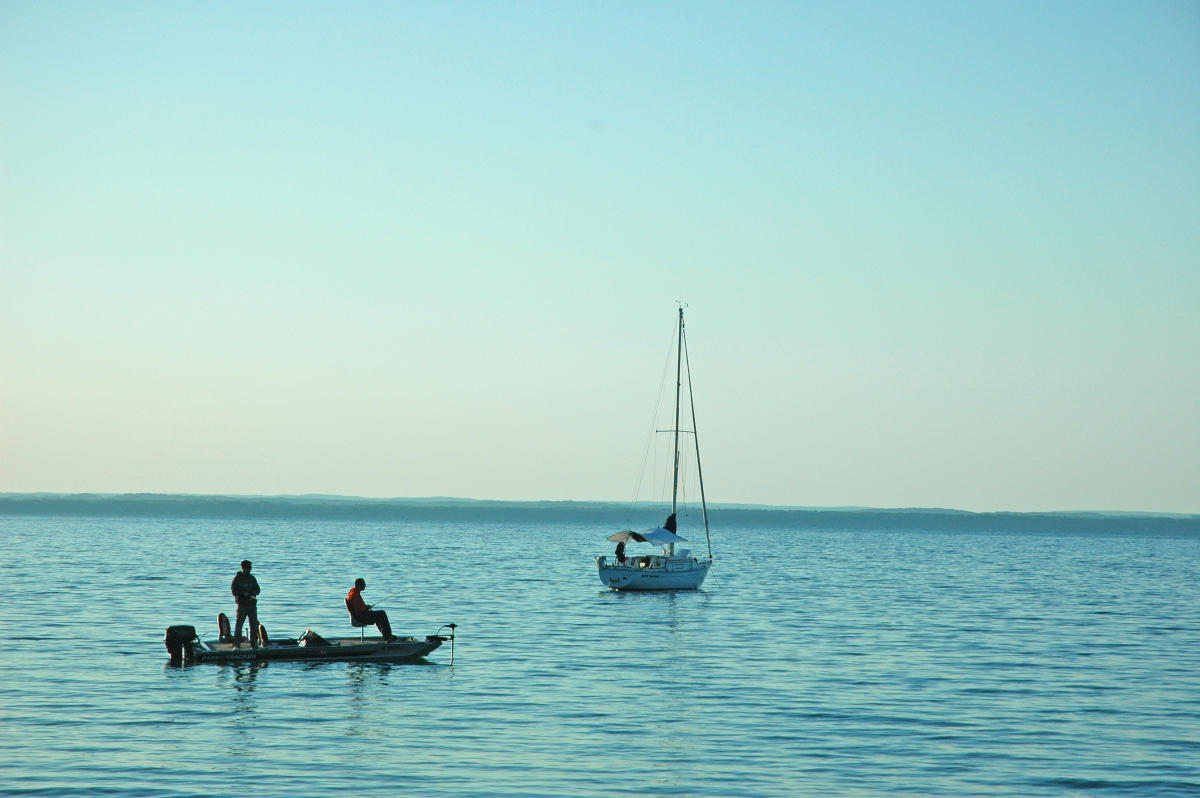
346;578;397;642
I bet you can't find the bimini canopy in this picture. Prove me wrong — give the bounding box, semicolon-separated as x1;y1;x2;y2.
607;527;688;545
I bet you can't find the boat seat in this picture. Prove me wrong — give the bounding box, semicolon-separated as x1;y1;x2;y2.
345;598;370;640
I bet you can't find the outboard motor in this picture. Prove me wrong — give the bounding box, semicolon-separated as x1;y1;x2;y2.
165;625;198;666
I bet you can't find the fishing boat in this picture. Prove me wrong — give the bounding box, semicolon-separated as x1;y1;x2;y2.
596;305;713;591
164;621;456;666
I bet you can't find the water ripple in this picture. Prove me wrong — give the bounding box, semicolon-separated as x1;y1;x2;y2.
0;515;1197;796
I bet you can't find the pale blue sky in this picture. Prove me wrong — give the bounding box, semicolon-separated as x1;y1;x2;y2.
2;2;1197;512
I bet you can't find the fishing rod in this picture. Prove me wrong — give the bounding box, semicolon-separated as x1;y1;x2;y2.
366;589;405;609
360;586;456;666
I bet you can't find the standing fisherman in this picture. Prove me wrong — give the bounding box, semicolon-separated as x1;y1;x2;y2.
231;559;260;648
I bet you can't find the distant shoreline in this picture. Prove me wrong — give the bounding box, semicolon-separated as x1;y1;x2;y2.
1;493;1195;534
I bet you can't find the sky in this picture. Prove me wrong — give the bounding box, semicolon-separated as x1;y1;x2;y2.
2;2;1198;513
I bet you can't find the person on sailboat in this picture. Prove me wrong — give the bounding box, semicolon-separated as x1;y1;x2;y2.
615;541;626;565
231;559;260;648
346;578;398;642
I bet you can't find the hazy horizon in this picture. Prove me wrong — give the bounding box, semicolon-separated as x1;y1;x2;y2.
3;3;1197;514
1;490;1196;519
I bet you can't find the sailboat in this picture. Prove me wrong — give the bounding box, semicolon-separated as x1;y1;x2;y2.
596;305;713;590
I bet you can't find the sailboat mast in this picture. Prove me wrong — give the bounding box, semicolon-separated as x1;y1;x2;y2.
671;306;684;516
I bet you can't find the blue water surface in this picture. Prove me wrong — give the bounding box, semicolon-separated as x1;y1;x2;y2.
0;505;1197;796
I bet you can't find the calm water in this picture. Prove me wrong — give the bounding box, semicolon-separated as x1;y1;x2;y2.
1;504;1198;797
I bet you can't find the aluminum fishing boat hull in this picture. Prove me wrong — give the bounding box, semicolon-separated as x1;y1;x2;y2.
165;625;450;665
195;636;442;664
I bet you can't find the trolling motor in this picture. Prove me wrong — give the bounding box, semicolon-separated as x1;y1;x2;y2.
164;625;198;666
430;623;457;666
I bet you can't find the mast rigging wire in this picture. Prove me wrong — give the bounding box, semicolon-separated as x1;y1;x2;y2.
632;318;682;506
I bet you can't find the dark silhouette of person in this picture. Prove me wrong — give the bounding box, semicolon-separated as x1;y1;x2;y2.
615;540;626;565
231;559;260;648
346;578;396;641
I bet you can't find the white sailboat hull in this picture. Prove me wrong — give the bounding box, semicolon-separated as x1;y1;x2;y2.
596;555;711;591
